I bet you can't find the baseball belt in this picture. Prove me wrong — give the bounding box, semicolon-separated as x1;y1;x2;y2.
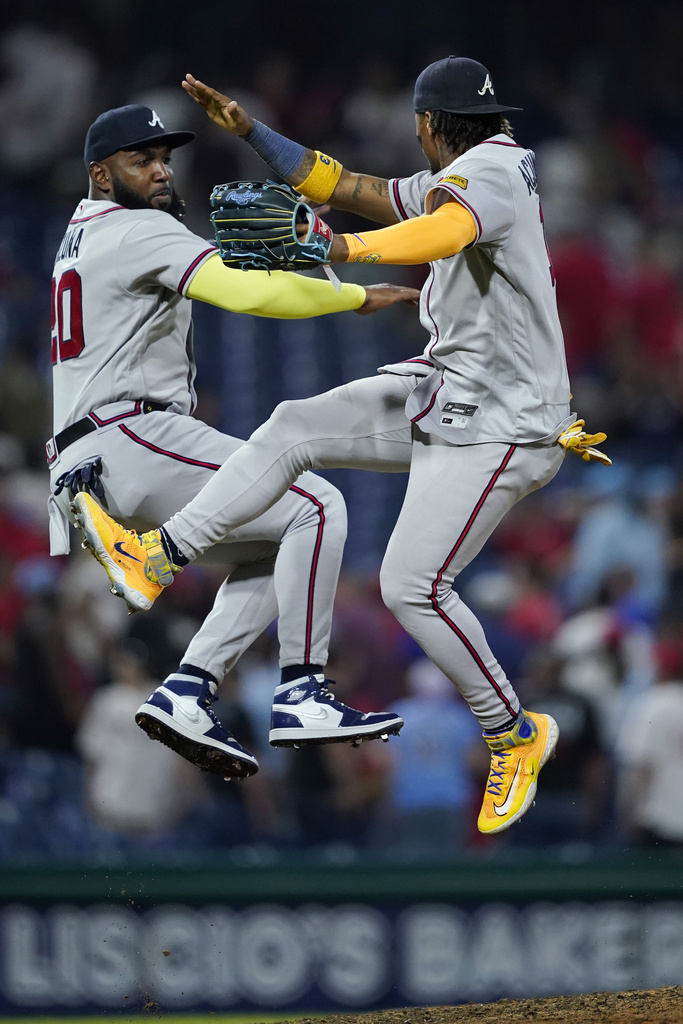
46;399;168;466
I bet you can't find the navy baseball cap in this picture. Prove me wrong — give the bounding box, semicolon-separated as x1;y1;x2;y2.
84;104;195;166
414;57;523;115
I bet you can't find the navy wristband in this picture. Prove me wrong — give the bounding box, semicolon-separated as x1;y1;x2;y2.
244;121;305;180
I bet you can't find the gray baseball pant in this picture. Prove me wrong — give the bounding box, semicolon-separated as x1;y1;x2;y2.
164;374;565;730
50;409;347;680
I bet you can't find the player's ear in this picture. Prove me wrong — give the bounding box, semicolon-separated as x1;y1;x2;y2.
89;161;110;192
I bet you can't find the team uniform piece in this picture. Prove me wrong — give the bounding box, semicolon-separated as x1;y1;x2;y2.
270;675;404;747
49;183;402;771
478;710;559;834
210;180;333;271
135;673;259;779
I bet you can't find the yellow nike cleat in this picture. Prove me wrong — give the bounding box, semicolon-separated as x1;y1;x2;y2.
71;491;177;614
477;710;559;835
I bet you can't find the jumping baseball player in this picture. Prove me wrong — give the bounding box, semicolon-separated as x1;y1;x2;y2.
74;60;610;833
50;104;419;780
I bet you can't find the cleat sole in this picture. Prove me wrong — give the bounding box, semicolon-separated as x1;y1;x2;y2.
135;712;258;780
270;721;403;748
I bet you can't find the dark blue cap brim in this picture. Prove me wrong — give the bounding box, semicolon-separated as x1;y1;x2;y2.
415;101;523;114
87;130;195;165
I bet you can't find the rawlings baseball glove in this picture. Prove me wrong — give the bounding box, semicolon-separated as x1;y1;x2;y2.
210;180;334;271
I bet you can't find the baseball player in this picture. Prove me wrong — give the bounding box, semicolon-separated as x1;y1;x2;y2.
74;60;610;833
50;103;418;781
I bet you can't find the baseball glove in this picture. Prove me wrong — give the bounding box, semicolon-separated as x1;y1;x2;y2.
210;180;334;271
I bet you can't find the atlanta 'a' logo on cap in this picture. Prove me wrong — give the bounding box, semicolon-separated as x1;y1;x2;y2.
477;74;494;96
148;110;164;127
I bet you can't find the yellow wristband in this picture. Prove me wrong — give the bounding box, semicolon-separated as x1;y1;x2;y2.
296;151;343;203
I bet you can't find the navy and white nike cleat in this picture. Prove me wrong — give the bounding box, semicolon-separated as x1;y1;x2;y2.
269;674;404;747
135;673;259;780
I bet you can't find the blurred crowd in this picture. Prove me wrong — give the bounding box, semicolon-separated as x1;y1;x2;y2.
2;12;683;863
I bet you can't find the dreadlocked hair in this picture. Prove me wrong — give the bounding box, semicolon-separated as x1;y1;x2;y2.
428;110;513;152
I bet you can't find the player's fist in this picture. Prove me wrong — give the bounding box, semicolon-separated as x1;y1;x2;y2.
356;283;420;316
182;75;254;137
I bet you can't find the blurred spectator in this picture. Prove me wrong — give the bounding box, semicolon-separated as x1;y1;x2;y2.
329;572;414;710
369;658;481;858
551;235;618;380
615;638;683;847
75;640;207;836
0;25;96;180
564;463;668;620
553;574;656;749
341;58;423;177
512;646;611;846
284;646;389;853
204;665;283;848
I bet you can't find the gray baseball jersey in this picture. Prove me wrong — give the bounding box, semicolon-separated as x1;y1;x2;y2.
386;135;571;444
51;199;216;433
49;198;351;678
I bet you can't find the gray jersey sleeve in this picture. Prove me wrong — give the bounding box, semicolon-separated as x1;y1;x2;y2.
428;152;515;246
117;213;217;296
389;170;434;220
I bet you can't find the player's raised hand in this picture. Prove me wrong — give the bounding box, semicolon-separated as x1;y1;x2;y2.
356;283;420;315
182;74;254;137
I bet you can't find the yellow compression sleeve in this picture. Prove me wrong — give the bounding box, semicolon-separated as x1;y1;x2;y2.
342;200;477;265
187;253;365;318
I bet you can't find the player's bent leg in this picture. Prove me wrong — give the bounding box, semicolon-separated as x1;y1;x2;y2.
71;491;178;614
259;479;403;746
135;671;259;780
162;374;414;561
269;674;403;747
380;437;565;829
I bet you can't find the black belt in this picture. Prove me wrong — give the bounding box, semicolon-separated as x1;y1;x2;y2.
54;400;168;455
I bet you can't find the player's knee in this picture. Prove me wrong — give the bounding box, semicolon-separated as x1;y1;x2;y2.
322;483;348;542
379;557;413;622
268;398;316;442
296;475;348;542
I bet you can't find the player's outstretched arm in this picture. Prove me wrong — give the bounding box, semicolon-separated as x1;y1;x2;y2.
186;253;418;318
327;199;477;265
182;74;398;226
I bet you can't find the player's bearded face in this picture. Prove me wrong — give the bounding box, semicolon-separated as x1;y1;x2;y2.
110;174;186;220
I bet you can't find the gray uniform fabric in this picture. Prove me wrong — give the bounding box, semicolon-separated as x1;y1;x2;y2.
391;135;571;444
51;200;216;433
161;135;572;730
49;199;349;676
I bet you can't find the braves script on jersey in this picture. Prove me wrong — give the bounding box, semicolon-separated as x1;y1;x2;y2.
387;136;571;444
51;200;215;434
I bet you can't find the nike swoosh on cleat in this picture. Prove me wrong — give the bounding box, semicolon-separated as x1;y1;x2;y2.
295;705;330;720
493;759;522;817
173;704;204;724
114;541;142;562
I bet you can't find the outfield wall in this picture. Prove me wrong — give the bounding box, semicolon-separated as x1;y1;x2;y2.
1;853;682;1015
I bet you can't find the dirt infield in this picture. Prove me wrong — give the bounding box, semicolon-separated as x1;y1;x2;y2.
283;987;683;1024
